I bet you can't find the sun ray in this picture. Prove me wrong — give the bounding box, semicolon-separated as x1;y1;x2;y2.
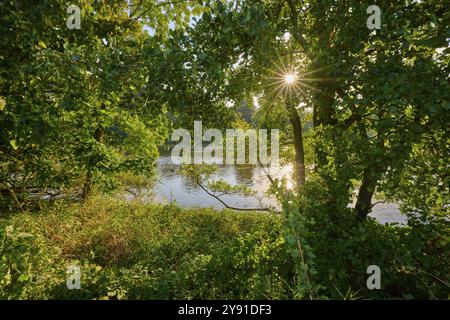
297;81;322;92
257;49;331;103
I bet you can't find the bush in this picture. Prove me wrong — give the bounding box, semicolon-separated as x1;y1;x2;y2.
0;196;293;299
2;192;447;300
282;176;450;300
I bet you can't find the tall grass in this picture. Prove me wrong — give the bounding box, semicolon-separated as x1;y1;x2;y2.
0;196;293;299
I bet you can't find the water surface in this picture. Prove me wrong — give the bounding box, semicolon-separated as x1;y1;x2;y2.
152;156;406;225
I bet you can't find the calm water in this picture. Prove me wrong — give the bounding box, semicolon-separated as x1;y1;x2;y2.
152;156;407;225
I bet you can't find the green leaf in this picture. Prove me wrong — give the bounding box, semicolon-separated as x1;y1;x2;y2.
0;97;5;111
10;140;18;150
37;41;47;49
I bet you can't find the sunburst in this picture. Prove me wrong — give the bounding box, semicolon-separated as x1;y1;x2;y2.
267;63;302;99
284;73;296;84
264;52;329;101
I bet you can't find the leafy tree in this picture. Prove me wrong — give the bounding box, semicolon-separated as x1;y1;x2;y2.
171;0;449;298
0;0;202;208
184;0;449;220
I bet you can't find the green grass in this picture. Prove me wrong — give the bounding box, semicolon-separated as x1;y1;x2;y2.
0;196;294;299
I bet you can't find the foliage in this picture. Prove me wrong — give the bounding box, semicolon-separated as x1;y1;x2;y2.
1;193;448;299
0;196;293;299
0;225;37;299
0;0;448;301
180;164;255;197
0;1;170;209
182;0;449;299
281;174;449;299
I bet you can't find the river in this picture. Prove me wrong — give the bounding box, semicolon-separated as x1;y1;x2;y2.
152;156;407;225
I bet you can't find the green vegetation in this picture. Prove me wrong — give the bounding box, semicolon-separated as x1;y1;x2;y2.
1;196;292;299
0;1;448;300
1;195;448;299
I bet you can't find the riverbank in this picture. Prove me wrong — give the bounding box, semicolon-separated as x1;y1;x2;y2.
0;196;292;299
1;195;447;300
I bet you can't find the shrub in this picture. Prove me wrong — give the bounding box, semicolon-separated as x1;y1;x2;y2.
0;196;294;299
282;175;450;300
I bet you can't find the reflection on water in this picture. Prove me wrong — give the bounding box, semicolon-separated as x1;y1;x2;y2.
154;156;289;210
153;156;406;224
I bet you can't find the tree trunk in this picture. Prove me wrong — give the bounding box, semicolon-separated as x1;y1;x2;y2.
355;167;378;220
355;130;385;220
312;77;338;168
286;98;306;185
81;171;92;200
82;103;105;200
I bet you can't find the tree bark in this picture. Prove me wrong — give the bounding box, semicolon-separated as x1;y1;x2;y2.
82;104;105;200
286;98;306;185
355;167;378;220
81;171;92;200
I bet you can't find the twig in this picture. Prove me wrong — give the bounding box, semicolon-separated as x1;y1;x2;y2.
257;158;276;186
417;269;450;289
9;188;24;213
370;199;387;209
196;179;277;212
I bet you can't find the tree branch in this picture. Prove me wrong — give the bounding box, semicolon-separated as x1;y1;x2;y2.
196;179;277;212
286;0;312;60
